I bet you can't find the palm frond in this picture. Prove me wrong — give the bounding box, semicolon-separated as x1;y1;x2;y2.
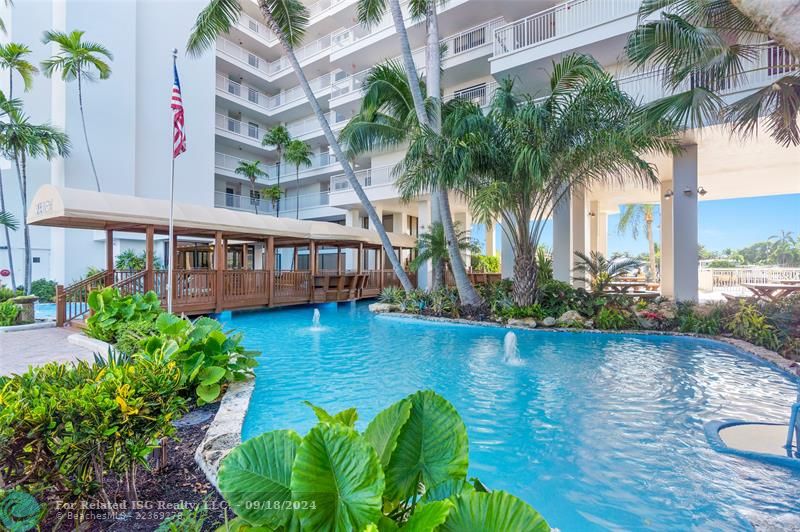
0;211;18;231
265;0;309;48
725;74;800;147
187;0;243;57
357;0;388;28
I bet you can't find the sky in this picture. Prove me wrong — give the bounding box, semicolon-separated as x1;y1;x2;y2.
470;193;800;255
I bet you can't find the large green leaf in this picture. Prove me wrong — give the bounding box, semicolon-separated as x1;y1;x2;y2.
291;423;384;531
218;430;302;529
304;400;358;427
438;491;550;532
363;398;412;468
402;500;453;531
384;391;469;501
420;479;474;504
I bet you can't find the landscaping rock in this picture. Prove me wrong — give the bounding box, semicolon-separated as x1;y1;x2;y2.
10;295;37;324
508;318;537;328
369;302;401;313
542;317;556;327
557;310;584;325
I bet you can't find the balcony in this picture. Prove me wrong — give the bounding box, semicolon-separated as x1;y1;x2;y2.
216;34;336;80
286;111;349;140
215;189;334;218
236;12;278;46
217;72;334;116
216;151;341;181
330;164;395;191
443;81;498;108
215;113;266;147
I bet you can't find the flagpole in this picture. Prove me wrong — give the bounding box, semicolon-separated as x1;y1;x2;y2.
167;48;177;314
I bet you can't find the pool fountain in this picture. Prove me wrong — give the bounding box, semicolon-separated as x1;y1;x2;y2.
503;331;523;366
311;308;322;331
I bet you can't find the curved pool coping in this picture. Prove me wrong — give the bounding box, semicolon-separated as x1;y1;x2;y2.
705;420;800;470
195;310;799;488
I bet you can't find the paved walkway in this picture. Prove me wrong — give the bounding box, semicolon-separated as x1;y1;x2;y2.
0;327;95;376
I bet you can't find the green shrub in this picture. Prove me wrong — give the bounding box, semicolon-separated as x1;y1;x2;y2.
378;286;404;304
428;287;460;317
29;279;57;303
116;248;164;270
724;301;781;350
596;307;633;330
115;318;159;355
0;286;22;302
470;254;500;273
216;391;550;531
143;313;259;404
498;303;545;321
536;279;578;317
0;301;18;326
154;502;209;532
85;287;162;342
399;288;430;314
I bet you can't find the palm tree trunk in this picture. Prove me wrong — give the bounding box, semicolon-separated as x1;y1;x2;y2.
262;10;414;292
77;73;102;192
275;154;281;217
251;177;259;214
425;0;445;291
0;169;16;290
438;191;481;305
295;166;300;219
14;152;31;293
388;0;428;128
729;0;800;57
647;218;656;282
513;241;536;307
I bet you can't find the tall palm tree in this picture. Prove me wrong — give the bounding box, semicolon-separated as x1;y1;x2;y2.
0;92;21;291
283;139;312;219
41;30;112;192
617;204;657;281
0;43;39;97
187;0;413;291
261;125;291;217
0;109;70;293
626;0;800;147
409;221;479;275
400;56;678;306
234;160;268;214
727;0;800;57
572;251;642;294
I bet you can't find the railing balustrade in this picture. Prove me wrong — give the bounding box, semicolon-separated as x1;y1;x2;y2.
704;267;800;294
217;35;334;78
215;113;263;142
330;164;394;192
442;18;504;59
273;271;312;304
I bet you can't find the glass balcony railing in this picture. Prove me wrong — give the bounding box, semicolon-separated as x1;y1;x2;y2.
217;34;335;78
286;111;349;138
215;189;331;216
215;151;340;178
493;0;640;58
237;12;278;44
330;164;394;192
214;113;264;142
216;72;334;112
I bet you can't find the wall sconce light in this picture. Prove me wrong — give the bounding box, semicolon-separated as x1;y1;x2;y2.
588;211;596;217
697;186;708;196
663;189;674;199
682;188;693;196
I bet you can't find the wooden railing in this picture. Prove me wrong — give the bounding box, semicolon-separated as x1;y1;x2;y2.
56;269;108;326
223;270;269;308
172;270;217;310
273;271;311;304
111;269;147;296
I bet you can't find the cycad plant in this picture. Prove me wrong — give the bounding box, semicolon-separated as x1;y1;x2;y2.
626;0;800;146
262;125;291;217
283;139;312;219
409;222;480;276
0;108;70;293
41;30;112;192
573;251;642;294
234;160;269;214
617;204;657;281
187;0;413;291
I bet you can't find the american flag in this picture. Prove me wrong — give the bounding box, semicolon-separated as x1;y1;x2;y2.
172;63;186;158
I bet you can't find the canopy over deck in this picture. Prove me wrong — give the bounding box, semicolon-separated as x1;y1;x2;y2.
28;185;417;248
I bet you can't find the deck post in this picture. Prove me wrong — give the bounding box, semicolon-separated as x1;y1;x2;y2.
215;231;224;313
310;241;317;275
243;243;249;269
266;237;274;307
357;243;363;274
56;284;65;327
379;248;385;290
105;229;114;286
293;246;299;271
144;225;154;292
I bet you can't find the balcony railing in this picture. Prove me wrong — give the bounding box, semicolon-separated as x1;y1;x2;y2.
493;0;640;58
216;74;274;110
330;164;394;192
215;189;331;216
216;151;339;178
443;81;499;108
217;34;335;77
442;18;505;59
287;111;348;138
215;113;264;142
237;12;278;44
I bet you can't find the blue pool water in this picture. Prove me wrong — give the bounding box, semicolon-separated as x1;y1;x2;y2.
228;302;800;531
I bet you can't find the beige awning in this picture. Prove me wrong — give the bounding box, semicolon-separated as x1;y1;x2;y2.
27;185;417;248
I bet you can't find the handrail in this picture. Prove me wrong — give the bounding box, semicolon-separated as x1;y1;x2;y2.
110;269;147;296
56;269;108;326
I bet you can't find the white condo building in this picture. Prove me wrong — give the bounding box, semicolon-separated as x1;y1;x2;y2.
1;0;798;298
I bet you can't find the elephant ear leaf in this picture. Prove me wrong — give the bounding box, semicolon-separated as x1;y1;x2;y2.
438;491;550;532
364;398;412;468
217;430;302;529
402;500;453;531
384;391;469;501
291;423;384;531
304;400;358;427
420;479;475;504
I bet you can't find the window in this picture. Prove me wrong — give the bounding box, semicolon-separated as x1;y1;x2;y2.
248;122;259;138
407;215;419;237
248;87;259;104
32;257;40;264
361;216;369;230
225;187;235;207
247;53;259;68
382;214;394;233
227;77;240;96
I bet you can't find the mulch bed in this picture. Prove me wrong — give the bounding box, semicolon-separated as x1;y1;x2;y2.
42;403;228;531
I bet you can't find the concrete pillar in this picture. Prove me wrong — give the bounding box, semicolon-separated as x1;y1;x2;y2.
660;180;674;298
672;145;699;302
416;199;432;289
500;223;514;280
552;192;572;283
596;213;608;256
485;223;496;256
571;190;588;287
345;208;360;227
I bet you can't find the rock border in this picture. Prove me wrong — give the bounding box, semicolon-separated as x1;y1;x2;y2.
194;378;255;488
375;311;800;379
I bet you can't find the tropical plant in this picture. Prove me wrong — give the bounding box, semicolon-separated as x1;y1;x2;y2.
0;299;18;326
536;246;554;284
0;43;38;97
260;185;283;211
216;390;550;531
470;253;500;273
283;139;312;218
378;285;405;304
29;278;56;302
262;126;292;217
143;313;259;404
768;230;797;265
725;300;781;350
155;502;209;532
0;107;70;293
617;204;658;281
572;251;641;293
187;0;413;291
596;306;634;330
626;0;800;147
115;248;164;271
41;29;112;191
409;222;479;274
234;160;269;214
415;58;676;306
85;287;161;342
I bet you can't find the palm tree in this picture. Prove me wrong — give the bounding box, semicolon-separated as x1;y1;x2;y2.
626;0;800;147
283;139;312;219
572;251;642;294
401;56;678;306
233;160;269;214
727;1;800;57
0;108;70;293
0;43;38;98
187;0;413;291
409;222;480;276
261;125;291;217
260;185;283;213
617;204;658;281
769;230;797;265
0;92;21;291
41;30;112;192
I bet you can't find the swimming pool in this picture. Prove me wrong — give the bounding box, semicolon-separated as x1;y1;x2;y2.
228;302;800;531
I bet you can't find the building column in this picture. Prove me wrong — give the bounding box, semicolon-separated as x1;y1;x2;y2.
345;208;360;228
552;192;571;283
672;145;699;302
214;231;224;312
485;223;496;256
589;202;609;257
500;222;514;280
454;210;473;267
660;180;674;298
571;190;588;287
416;199;432;289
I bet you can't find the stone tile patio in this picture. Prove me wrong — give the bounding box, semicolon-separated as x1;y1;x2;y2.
0;327;95;376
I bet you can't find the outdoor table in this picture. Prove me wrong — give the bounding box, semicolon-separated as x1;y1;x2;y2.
742;283;800;303
606;281;649;293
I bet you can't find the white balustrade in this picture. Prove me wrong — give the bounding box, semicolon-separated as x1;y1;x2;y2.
330;165;394;192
